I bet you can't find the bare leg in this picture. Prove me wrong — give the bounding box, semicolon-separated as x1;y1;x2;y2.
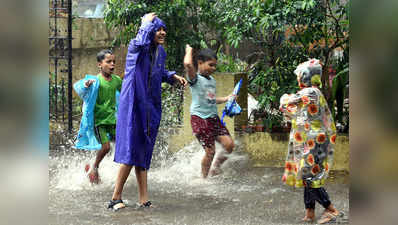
302;208;315;221
93;142;111;168
135;167;148;204
87;142;111;183
202;146;216;178
325;204;339;216
318;204;340;224
111;164;133;200
212;135;234;172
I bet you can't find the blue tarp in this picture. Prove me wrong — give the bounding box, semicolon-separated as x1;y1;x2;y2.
73;74;102;150
73;74;120;150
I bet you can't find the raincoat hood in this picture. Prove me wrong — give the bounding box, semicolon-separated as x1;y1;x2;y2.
153;17;166;31
144;17;166;45
294;59;322;88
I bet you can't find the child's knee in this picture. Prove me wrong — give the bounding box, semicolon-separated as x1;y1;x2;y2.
102;143;111;152
206;151;215;158
205;148;216;157
224;140;234;153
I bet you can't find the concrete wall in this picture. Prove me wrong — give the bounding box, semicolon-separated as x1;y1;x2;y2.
50;18;125;78
49;18;128;100
70;18;128;81
238;133;349;171
70;18;129;80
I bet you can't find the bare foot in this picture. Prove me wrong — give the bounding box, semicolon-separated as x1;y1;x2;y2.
318;212;336;224
327;208;340;216
318;209;340;224
85;164;100;184
302;216;314;222
209;167;222;177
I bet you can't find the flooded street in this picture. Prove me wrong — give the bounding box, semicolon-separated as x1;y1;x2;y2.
49;141;349;225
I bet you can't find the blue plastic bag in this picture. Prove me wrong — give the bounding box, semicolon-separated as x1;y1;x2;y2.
221;78;243;126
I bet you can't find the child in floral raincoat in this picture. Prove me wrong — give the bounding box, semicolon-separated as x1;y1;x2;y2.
279;59;343;224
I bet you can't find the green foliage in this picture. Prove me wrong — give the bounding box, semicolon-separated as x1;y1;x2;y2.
104;0;219;73
215;0;349;127
216;51;249;73
104;0;350;129
263;112;283;132
49;72;82;119
331;62;349;126
160;83;184;126
104;0;220;126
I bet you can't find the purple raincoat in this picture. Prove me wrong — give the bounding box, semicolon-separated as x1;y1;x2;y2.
114;18;175;169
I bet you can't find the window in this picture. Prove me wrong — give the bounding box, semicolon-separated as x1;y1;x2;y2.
73;0;106;18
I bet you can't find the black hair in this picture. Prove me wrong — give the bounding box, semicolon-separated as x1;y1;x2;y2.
193;48;217;69
97;49;113;62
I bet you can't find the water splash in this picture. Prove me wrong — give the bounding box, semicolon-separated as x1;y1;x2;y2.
50;143;125;191
50;138;256;197
149;140;256;197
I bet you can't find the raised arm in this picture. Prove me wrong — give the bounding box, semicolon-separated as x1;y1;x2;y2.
131;13;157;48
73;77;96;101
183;44;197;83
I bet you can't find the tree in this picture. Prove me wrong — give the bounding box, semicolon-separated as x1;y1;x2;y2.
103;0;222;127
215;0;349;126
104;0;349;128
104;0;219;72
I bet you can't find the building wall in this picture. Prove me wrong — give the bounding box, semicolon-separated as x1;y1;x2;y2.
239;132;349;171
49;18;127;101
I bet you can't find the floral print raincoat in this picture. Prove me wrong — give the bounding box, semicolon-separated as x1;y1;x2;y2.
279;59;337;188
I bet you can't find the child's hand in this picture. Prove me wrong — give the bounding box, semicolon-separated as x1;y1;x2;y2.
184;44;193;65
217;94;236;104
142;12;157;23
173;74;188;88
227;93;237;101
84;79;95;88
184;44;196;80
185;44;193;54
184;44;194;65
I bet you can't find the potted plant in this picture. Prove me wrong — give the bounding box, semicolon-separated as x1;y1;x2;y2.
255;120;264;132
263;112;283;133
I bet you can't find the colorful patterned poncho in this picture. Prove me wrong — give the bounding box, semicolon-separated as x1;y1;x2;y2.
279;59;337;188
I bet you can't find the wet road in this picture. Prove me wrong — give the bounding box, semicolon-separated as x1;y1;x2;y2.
49;143;349;225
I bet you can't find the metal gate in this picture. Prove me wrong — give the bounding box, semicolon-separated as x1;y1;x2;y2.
49;0;73;133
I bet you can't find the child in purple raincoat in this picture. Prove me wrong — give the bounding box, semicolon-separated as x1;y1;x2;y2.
108;13;187;210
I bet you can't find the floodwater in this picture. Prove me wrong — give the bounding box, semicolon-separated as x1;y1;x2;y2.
49;140;349;225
